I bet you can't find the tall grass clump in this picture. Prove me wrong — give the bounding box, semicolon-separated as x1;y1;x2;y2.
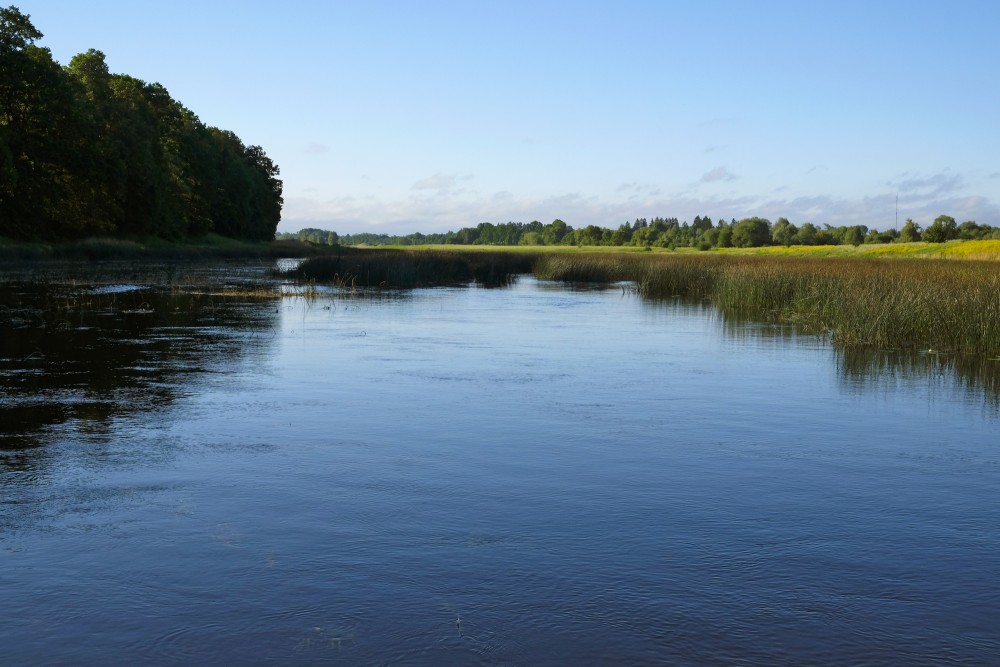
532;253;636;283
534;252;1000;355
533;253;720;298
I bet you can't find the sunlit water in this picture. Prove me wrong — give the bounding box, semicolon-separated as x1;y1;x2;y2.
2;266;998;665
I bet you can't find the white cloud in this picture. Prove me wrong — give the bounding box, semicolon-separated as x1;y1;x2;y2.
280;184;1000;235
701;167;737;183
887;171;963;198
616;182;661;197
304;142;330;155
411;172;456;190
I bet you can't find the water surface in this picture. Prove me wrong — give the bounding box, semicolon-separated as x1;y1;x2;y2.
2;266;998;665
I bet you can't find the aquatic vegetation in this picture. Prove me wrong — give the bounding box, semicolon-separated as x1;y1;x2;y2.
286;248;1000;353
533;253;1000;354
285;248;541;288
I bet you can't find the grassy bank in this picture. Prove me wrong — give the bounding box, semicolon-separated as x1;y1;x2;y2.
0;234;322;261
534;253;1000;354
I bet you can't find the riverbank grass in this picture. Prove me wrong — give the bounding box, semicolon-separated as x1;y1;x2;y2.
532;253;1000;354
0;234;322;261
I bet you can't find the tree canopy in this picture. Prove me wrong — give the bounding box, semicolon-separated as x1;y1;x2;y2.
284;211;996;251
0;6;282;242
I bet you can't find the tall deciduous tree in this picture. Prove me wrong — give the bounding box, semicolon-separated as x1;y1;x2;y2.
771;217;797;246
899;219;922;242
732;217;771;247
922;215;958;243
0;5;283;242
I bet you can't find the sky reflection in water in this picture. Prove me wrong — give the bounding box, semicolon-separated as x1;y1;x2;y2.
1;268;998;665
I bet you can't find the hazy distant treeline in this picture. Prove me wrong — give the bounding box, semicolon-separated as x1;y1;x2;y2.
0;6;282;242
282;214;995;249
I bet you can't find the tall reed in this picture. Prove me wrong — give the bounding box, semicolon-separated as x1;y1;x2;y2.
286;249;541;288
533;253;1000;354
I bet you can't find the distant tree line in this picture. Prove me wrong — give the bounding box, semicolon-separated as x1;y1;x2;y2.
0;6;283;242
285;214;995;249
278;228;341;246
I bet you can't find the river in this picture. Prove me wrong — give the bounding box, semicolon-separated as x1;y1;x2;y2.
1;262;997;665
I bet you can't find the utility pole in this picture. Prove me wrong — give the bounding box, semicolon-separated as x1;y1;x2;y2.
895;194;898;230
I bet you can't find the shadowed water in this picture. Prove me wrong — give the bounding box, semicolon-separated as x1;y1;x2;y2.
1;264;998;665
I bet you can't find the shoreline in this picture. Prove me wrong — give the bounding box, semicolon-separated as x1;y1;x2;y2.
0;234;323;262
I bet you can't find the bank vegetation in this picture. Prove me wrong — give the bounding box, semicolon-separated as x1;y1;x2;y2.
1;7;283;243
290;248;1000;355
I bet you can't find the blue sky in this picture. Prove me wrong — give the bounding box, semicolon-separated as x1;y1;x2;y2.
19;0;1000;234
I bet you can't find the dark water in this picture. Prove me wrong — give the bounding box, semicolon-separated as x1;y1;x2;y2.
2;263;998;665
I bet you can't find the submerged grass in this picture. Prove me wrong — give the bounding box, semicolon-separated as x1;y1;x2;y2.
533;253;1000;355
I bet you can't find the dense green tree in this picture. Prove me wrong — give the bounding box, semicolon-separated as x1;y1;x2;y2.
922;214;958;243
958;221;982;240
794;222;818;246
519;231;543;245
0;5;39;54
842;225;866;246
716;223;733;248
610;222;632;245
899;218;922;242
690;215;713;237
732;217;771;247
0;15;110;238
0;6;282;242
287;227;339;245
771;217;797;246
575;224;604;246
542;219;570;245
954;220;998;240
865;227;897;244
316;212;992;251
813;226;838;245
700;227;719;248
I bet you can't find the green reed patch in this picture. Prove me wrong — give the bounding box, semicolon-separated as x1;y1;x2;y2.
533;253;1000;354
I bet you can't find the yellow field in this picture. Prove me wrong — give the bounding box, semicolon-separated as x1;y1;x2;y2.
378;240;1000;261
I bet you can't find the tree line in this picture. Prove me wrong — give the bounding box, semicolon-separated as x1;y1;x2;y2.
0;6;282;242
282;214;994;249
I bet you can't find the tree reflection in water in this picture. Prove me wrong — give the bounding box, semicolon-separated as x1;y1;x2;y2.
0;263;280;462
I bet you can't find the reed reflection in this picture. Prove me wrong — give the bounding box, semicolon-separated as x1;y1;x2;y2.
714;300;1000;410
835;347;1000;410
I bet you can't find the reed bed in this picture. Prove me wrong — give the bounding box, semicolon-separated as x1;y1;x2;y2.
533;253;1000;355
286;249;541;288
